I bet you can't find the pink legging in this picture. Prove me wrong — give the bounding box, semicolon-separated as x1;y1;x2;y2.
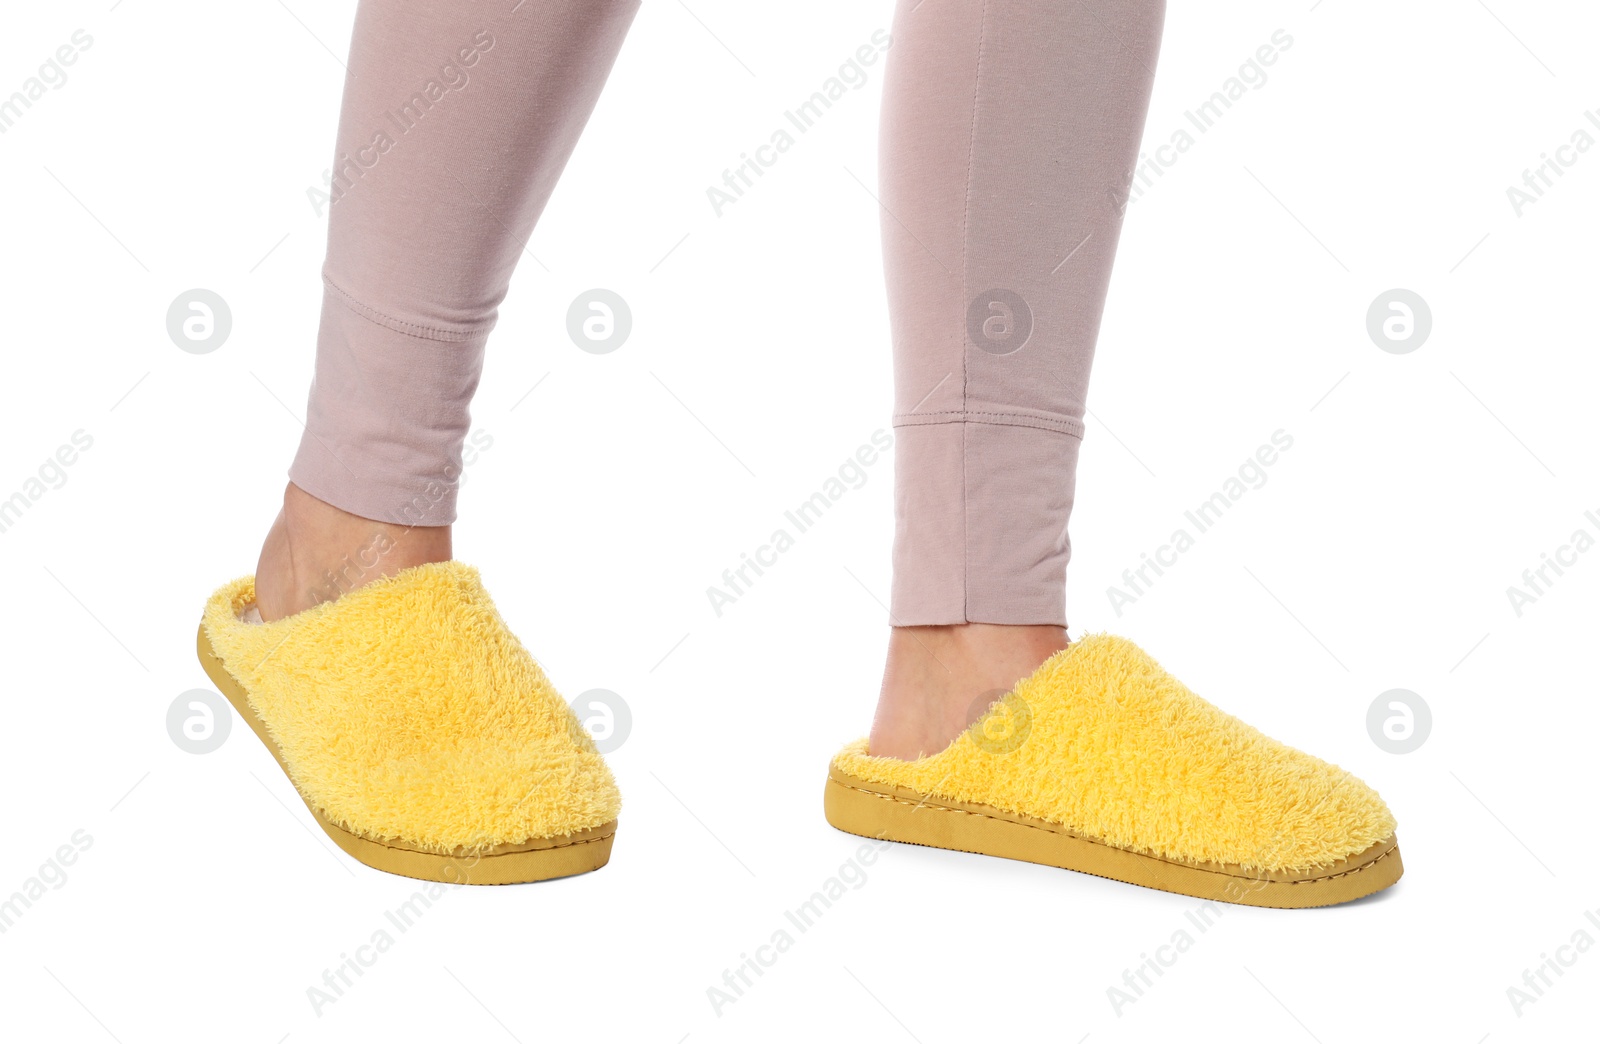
289;0;1165;626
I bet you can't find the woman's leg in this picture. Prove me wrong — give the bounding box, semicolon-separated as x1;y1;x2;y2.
870;0;1167;757
256;0;639;620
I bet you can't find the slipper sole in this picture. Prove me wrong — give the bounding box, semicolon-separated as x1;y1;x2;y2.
196;623;615;885
824;764;1401;908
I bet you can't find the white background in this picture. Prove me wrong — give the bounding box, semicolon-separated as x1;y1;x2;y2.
1;0;1596;1040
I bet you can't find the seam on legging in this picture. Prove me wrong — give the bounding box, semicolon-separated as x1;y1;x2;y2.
958;0;989;624
892;411;1085;439
324;275;495;344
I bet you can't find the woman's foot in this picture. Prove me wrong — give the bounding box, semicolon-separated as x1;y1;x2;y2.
254;482;452;621
198;562;620;882
831;634;1403;907
869;623;1071;760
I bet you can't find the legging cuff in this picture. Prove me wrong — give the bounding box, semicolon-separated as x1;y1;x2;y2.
889;418;1081;627
287;288;486;527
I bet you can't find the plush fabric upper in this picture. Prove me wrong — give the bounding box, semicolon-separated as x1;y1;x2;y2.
202;562;619;852
833;634;1396;873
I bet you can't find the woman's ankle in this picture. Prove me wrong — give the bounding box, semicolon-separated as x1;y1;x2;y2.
253;482;452;622
868;622;1070;760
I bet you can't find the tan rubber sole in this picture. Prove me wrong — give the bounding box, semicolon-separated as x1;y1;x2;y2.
196;623;615;885
825;764;1401;908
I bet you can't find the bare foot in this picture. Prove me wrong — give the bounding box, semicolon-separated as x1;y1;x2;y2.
253;482;452;621
868;623;1070;760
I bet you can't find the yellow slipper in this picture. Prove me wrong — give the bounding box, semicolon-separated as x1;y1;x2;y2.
825;634;1402;908
196;561;618;884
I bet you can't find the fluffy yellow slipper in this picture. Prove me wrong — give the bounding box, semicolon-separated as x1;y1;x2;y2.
196;561;618;884
826;634;1402;908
